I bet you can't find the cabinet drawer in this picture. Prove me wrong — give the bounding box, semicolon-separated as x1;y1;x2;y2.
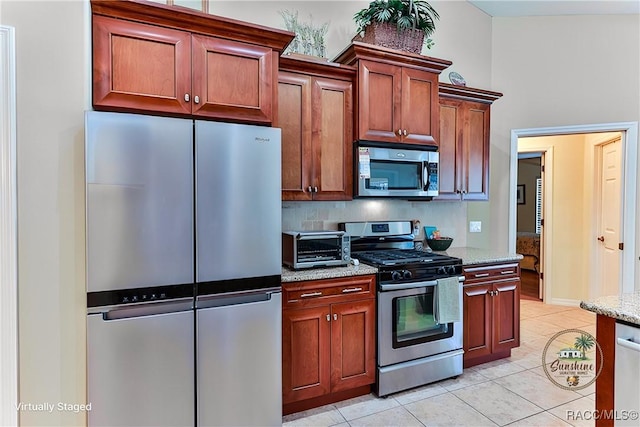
463;263;520;284
283;275;375;308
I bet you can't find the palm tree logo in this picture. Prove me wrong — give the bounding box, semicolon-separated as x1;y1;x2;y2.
574;333;595;359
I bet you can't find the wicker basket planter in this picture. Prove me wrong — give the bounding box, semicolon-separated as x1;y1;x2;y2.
354;22;425;54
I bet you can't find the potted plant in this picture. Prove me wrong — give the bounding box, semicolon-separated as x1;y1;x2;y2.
353;0;439;53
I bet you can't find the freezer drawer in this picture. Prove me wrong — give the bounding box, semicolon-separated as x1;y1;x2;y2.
87;300;194;427
196;291;282;426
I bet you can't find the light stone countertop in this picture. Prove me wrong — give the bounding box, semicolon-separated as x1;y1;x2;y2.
440;247;524;266
282;263;378;283
580;291;640;325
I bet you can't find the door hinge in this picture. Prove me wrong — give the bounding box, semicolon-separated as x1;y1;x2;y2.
619;242;624;250
540;219;544;226
541;165;545;172
540;272;544;280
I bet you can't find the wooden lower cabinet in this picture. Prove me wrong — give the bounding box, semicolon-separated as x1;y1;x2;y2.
462;263;520;367
282;275;376;414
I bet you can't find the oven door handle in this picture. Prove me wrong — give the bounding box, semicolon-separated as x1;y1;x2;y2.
379;276;464;292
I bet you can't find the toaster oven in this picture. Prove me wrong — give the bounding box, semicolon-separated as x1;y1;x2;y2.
282;231;350;269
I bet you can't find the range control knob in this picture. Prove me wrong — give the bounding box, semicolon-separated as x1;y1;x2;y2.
403;270;413;280
437;266;447;275
391;271;403;281
447;266;457;275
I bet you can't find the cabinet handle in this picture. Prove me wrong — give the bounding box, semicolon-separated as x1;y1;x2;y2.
326;314;330;322
475;273;490;278
333;313;338;321
403;129;408;136
184;94;190;102
500;270;514;275
342;287;363;294
300;291;322;298
194;95;200;104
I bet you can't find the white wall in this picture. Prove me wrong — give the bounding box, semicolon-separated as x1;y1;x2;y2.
1;1;89;425
490;14;640;256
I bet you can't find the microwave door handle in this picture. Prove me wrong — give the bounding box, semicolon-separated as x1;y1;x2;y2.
423;162;429;190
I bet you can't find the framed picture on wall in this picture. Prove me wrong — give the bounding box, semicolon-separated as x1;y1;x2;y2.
517;185;525;204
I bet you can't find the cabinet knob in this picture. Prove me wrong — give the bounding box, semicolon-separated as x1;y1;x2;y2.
194;95;200;104
333;313;338;321
307;186;313;193
314;186;318;193
403;129;408;136
184;94;190;102
397;129;402;136
326;314;331;322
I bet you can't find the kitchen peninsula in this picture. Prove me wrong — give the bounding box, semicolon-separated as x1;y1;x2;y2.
580;292;640;427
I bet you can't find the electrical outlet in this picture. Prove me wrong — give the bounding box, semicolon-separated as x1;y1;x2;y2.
469;221;482;233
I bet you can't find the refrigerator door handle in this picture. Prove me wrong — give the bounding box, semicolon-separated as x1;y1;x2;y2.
196;290;278;310
99;298;194;321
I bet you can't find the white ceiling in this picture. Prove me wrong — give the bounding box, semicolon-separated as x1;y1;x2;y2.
468;1;640;17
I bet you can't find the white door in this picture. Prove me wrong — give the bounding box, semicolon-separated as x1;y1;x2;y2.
597;138;622;297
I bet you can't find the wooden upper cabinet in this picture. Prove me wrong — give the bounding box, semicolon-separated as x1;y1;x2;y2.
334;42;451;147
90;0;294;124
278;56;355;201
436;83;502;201
191;35;274;122
92;15;193;115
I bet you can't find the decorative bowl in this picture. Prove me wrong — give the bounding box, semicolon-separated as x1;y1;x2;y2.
426;237;453;251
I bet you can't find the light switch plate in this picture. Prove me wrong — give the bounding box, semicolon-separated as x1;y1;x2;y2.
470;221;482;233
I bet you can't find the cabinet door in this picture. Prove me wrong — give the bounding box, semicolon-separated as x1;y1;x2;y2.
436;99;463;200
462;102;490;200
282;306;331;404
492;279;520;352
463;283;492;361
278;72;313;200
401;67;438;146
330;299;376;393
357;60;401;143
92;15;192;115
192;35;274;124
311;77;353;201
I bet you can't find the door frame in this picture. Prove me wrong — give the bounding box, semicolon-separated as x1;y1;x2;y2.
509;122;638;298
517;148;551;301
0;25;18;427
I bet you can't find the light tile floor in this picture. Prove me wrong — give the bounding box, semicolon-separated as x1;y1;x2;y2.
283;299;597;427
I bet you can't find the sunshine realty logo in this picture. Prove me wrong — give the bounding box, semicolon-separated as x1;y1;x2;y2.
542;328;603;390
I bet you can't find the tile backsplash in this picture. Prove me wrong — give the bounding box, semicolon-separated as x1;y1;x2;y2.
282;200;468;247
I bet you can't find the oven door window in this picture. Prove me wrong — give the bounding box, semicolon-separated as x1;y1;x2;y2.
392;291;453;348
366;160;423;191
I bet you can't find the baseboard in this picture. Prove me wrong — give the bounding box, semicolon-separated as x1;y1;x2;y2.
547;298;581;307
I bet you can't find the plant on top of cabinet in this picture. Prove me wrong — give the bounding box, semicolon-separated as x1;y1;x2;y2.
353;0;439;53
90;0;294;125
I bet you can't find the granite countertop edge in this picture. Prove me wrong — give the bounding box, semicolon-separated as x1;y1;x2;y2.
579;291;640;325
442;247;524;266
282;264;378;283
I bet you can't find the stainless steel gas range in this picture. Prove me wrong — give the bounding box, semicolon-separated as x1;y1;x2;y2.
340;221;464;397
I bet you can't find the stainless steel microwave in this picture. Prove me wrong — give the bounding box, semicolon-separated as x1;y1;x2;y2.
355;142;439;199
282;231;351;270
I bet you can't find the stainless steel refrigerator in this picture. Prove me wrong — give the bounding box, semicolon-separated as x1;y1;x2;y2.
86;111;282;426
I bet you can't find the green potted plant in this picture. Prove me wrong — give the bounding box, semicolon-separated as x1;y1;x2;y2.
353;0;439;53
